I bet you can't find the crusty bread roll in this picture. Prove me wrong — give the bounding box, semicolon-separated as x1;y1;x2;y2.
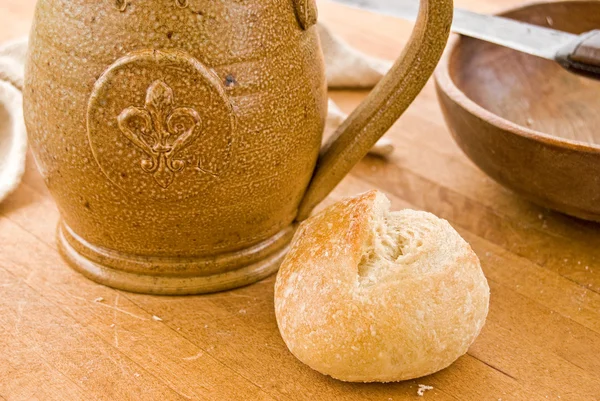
275;190;489;382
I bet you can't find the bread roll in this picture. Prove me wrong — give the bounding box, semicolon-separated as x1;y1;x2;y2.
274;190;489;382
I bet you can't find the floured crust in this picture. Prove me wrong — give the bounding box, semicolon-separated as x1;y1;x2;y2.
275;190;490;382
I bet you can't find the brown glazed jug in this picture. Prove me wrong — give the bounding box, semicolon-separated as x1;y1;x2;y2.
23;0;452;294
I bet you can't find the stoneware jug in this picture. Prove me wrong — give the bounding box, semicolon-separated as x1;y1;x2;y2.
24;0;452;294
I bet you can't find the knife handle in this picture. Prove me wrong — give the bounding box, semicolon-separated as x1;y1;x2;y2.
556;30;600;79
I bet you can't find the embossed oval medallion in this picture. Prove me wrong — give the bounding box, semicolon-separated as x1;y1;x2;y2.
87;50;234;201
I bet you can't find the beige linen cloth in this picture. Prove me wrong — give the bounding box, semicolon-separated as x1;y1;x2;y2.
0;23;394;204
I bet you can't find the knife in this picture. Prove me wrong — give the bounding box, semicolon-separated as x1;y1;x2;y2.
330;0;600;79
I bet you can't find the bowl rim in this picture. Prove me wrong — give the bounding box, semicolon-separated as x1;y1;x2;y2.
434;0;600;155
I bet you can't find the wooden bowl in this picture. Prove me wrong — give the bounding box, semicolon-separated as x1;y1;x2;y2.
435;1;600;222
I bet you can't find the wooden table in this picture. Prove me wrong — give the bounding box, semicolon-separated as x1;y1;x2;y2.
1;1;599;400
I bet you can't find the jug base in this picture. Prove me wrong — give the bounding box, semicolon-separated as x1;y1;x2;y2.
56;222;294;295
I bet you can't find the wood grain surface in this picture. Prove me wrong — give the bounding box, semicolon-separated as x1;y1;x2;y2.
1;0;599;400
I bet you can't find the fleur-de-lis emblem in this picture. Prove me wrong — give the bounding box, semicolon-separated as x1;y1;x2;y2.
117;80;202;188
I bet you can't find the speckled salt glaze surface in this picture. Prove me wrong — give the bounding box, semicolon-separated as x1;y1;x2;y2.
23;0;452;294
0;26;390;206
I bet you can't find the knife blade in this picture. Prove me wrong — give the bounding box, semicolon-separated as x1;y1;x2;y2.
330;0;600;79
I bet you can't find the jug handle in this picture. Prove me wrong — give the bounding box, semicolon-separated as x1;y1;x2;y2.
296;0;453;221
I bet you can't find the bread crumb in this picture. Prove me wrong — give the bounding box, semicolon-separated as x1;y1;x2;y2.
546;16;553;26
417;384;433;396
585;266;589;270
93;297;104;303
239;309;247;314
152;315;163;321
526;117;534;126
134;373;140;377
110;323;115;328
204;324;209;328
538;214;543;220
